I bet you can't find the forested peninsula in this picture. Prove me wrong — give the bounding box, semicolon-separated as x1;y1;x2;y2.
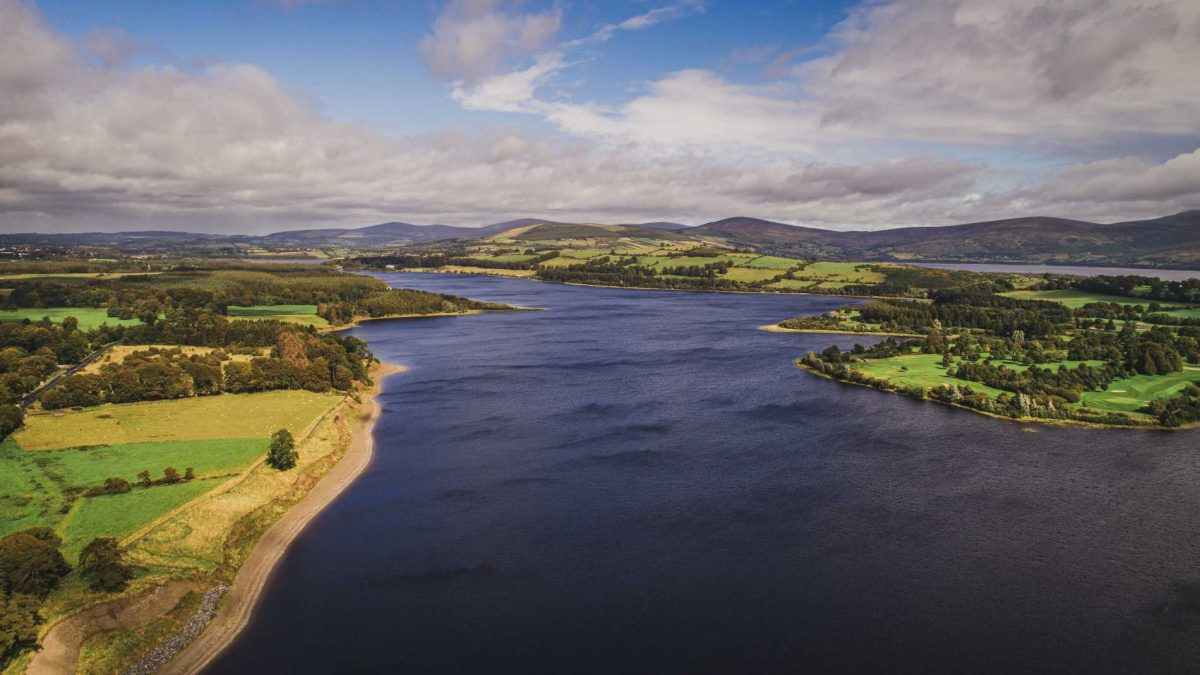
788;274;1200;428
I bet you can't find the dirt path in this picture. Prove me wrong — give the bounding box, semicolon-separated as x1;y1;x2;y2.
159;363;403;675
26;581;197;675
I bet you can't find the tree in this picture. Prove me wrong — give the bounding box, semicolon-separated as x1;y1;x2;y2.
0;529;70;597
163;467;182;484
137;470;152;488
267;429;297;470
0;592;39;663
0;405;22;442
184;467;195;481
77;538;132;592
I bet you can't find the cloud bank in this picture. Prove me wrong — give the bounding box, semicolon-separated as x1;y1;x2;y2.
0;0;1198;234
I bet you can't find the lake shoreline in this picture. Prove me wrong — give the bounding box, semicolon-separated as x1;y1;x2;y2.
157;361;404;674
794;360;1197;431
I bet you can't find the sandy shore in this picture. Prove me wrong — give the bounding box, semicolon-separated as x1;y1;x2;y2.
158;362;404;674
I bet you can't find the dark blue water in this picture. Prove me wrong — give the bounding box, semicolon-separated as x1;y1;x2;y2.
212;274;1200;674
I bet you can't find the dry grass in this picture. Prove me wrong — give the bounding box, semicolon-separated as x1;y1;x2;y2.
15;390;342;450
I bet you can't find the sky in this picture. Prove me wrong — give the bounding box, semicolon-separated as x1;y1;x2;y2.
2;0;1199;234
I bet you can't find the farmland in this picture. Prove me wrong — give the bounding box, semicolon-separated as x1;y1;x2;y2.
0;390;341;560
0;307;142;330
227;304;329;328
1000;289;1165;308
15;390;340;449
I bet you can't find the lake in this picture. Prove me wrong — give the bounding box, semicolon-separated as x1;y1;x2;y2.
212;273;1200;674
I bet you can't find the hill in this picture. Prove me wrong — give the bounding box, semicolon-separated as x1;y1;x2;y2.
691;211;1200;267
2;211;1197;267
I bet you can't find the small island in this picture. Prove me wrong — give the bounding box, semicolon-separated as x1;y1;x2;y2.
783;273;1200;428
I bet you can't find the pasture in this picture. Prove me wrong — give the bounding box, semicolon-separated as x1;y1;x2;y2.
722;267;786;283
1000;289;1164;309
0;389;341;560
14;390;341;450
792;262;886;284
0;307;142;330
227;304;329;328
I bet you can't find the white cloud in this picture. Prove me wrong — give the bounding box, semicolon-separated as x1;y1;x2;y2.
466;0;1200;160
1;0;1198;234
419;0;561;87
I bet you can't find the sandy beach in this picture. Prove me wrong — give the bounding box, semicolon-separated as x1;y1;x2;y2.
156;362;404;675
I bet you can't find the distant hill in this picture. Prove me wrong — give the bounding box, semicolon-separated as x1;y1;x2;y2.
2;211;1197;267
691;211;1200;267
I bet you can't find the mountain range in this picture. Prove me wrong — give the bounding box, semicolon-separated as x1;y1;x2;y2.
2;211;1197;268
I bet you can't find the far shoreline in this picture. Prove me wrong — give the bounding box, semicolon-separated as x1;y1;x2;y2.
158;361;404;674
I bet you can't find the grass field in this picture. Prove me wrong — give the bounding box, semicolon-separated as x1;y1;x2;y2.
851;354;1011;398
767;279;816;290
849;354;1109;400
59;478;222;561
227;304;329;328
1000;289;1165;308
1;389;341;563
1081;368;1200;413
438;265;536;277
722;267;786;283
14;390;341;450
792;262;886;284
743;255;799;270
0;307;142;330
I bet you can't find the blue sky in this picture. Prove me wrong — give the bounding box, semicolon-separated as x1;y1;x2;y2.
31;0;854;137
3;0;1199;233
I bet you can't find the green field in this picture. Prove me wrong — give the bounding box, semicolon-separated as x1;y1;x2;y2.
1;390;340;560
743;255;799;270
0;307;142;330
59;478;223;561
723;267;785;283
1000;289;1161;308
0;436;269;560
851;354;1010;398
1081;368;1200;413
227;304;329;328
792;261;885;284
1161;307;1200;319
767;279;814;290
485;253;539;262
14;390;341;450
849;354;1108;400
